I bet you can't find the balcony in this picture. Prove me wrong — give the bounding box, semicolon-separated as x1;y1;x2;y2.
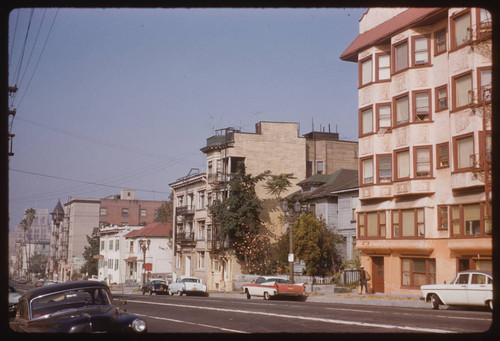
176;205;195;216
176;231;195;244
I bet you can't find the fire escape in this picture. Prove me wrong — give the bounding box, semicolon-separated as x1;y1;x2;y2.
467;17;492;217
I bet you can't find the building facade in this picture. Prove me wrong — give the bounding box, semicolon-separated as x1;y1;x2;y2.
341;7;492;294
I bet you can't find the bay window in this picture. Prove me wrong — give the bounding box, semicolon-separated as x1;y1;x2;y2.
393;39;408;73
360;56;372;86
394;94;409;126
360;106;373;136
450;202;491;237
402;258;436;287
395;149;410;180
453;72;472;110
376;104;391;130
392;208;425;238
414;146;432;178
376;53;390;81
412;36;430;66
452;10;471;49
453;133;474;170
377;154;392;183
361;157;374;185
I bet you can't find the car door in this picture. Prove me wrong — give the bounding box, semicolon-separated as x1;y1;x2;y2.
443;273;469;305
467;273;492;306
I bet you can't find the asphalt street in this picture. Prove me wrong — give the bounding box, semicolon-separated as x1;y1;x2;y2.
115;292;494;334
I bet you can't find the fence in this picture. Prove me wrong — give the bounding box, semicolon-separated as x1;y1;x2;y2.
339;269;361;285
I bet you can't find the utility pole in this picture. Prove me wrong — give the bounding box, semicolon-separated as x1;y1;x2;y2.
8;85;18;157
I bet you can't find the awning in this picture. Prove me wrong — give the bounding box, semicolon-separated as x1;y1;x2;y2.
93;254;104;259
124;256;138;262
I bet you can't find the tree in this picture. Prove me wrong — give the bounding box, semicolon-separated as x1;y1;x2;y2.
30;253;48;278
233;224;276;274
82;235;100;277
209;171;269;260
264;173;296;200
22;208;36;280
292;213;343;277
155;200;173;223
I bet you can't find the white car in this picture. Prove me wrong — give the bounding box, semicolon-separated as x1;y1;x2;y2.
242;276;306;300
421;271;493;310
168;276;208;296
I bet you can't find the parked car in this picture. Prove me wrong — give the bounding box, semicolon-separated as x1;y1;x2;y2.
168;276;208;296
142;279;168;295
9;284;22;318
9;280;147;333
242;276;307;301
421;270;493;310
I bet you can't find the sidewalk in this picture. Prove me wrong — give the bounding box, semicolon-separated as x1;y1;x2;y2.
110;285;428;309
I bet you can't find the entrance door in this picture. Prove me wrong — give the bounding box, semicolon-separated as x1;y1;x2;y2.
371;257;384;293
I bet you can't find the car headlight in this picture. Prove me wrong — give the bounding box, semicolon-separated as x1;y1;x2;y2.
131;318;147;332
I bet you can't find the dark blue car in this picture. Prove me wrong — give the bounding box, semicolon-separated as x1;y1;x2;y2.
9;280;147;333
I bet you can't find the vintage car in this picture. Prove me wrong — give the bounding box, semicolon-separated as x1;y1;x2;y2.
9;280;147;333
242;276;307;301
421;270;493;310
141;279;168;295
9;284;22;318
168;276;208;296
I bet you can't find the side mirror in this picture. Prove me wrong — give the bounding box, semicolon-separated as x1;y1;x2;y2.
118;300;127;312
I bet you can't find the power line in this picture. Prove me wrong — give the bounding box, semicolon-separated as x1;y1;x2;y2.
10;168;171;195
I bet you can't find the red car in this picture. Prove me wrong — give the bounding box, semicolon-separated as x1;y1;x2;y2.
242;276;306;301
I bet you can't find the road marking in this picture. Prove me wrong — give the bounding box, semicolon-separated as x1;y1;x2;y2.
127;299;455;333
325;307;375;313
135;313;249;333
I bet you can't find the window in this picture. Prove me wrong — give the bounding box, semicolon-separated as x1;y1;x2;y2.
393;40;408;73
450;202;490;237
453;72;472;110
436;142;449;168
402;258;436;287
101;240;105;251
122;208;129;219
453;134;474;170
100;208;107;216
129;241;134;252
452;11;471;49
376;104;391;130
360;106;373;135
413;90;431;122
377;155;392;183
394;94;409;126
115;239;119;251
198;190;206;209
361;157;373;185
395;149;410;180
434;28;447;55
109;240;113;250
478;68;492;102
360;56;372;86
414;146;432;178
376;53;390;81
140;209;147;218
435;85;448;111
392;208;425;238
437;205;448;230
412;36;430;66
358;211;386;239
317;160;324;174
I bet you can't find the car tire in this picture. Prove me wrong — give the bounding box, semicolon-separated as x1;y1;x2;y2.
142;290;146;295
168;290;173;295
263;292;270;300
488;300;493;311
149;290;153;295
431;294;440;310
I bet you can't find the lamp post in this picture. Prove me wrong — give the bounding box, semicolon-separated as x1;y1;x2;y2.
139;238;151;285
280;200;301;282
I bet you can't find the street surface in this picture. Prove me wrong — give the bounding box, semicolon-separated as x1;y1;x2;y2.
115;293;493;334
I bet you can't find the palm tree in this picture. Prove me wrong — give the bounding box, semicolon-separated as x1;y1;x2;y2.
23;208;36;281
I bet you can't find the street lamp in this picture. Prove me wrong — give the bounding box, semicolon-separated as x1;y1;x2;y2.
280;200;301;282
139;238;151;284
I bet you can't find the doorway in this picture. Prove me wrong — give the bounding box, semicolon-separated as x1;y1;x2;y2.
371;256;384;293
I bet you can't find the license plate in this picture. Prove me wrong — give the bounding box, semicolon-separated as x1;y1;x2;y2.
288;286;294;290
193;287;197;290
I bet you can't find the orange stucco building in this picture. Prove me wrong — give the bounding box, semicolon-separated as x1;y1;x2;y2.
341;8;492;295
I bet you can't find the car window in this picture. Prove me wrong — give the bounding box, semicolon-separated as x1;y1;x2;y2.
31;288;112;319
256;277;266;284
19;300;29;320
471;274;486;284
487;276;493;284
455;274;469;284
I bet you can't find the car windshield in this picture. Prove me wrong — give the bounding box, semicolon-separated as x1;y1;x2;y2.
152;280;166;285
31;287;113;319
182;278;200;283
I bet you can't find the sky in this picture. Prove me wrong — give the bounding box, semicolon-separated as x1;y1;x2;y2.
8;7;367;231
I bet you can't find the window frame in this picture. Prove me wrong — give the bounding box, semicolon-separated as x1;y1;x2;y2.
451;71;473;112
360;156;374;186
401;257;436;288
394;147;410;181
450;202;490;238
359;55;373;87
450;9;471;51
453;132;475;172
359;105;374;137
376;103;392;131
392;38;409;74
434;27;447;56
412;89;432;122
375;52;391;82
477;66;492;103
357;211;387;239
393;92;410;127
437;205;449;231
436;142;449;169
413;145;433;179
411;35;431;67
435;84;448;112
377;154;392;184
391;208;425;239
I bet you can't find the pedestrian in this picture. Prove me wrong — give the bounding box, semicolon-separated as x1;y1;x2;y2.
359;266;370;294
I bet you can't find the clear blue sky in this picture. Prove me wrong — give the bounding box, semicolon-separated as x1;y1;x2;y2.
8;7;366;230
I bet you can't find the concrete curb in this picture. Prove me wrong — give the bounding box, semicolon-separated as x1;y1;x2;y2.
111;287;428;309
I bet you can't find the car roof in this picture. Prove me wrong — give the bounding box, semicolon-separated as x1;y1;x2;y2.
457;270;492;276
21;280;109;301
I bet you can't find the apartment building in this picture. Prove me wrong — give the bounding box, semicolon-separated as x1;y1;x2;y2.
340;8;492;294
